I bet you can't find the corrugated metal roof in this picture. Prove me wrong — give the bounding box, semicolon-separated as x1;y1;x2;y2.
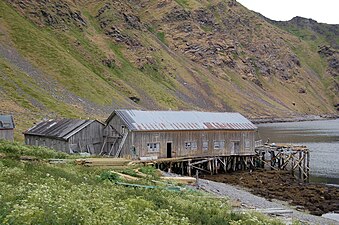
0;115;15;129
24;119;99;140
113;110;257;131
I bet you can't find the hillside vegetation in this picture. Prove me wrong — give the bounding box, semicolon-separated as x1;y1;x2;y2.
0;141;283;224
0;0;338;138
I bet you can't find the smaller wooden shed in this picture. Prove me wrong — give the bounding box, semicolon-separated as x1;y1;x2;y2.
24;119;104;154
0;115;15;142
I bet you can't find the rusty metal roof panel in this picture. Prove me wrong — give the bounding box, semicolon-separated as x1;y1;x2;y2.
115;110;256;131
0;115;15;129
24;119;99;140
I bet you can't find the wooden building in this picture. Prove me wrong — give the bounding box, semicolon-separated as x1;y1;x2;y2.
102;110;257;159
24;119;104;154
0;115;15;142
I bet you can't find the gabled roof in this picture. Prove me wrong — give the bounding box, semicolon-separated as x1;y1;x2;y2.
24;119;103;140
0;115;15;129
108;110;257;131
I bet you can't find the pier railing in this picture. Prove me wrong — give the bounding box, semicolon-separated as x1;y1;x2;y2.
255;140;263;148
255;144;310;182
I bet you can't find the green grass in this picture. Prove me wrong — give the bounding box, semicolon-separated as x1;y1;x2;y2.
0;59;78;117
156;31;167;44
0;140;69;159
0;142;285;224
0;0;186;130
0;1;121;106
174;0;189;8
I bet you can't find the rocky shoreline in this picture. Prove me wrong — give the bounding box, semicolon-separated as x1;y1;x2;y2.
250;114;339;124
196;178;337;225
202;170;339;216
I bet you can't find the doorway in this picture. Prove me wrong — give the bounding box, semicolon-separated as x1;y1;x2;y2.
167;142;172;158
231;141;240;155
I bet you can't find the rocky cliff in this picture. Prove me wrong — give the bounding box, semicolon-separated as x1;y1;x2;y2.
0;0;338;136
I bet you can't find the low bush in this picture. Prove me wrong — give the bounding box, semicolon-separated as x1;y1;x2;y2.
0;141;68;159
0;142;284;224
99;171;120;182
139;165;159;177
121;168;139;177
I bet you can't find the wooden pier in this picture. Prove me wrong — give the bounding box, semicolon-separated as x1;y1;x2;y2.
144;155;256;176
255;143;310;181
141;142;310;182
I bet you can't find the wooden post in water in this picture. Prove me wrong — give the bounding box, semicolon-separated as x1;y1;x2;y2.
223;157;227;172
207;160;212;175
270;151;275;169
303;150;308;182
306;150;310;182
261;151;265;168
291;152;295;177
298;151;302;180
281;149;285;169
168;162;172;173
215;158;218;174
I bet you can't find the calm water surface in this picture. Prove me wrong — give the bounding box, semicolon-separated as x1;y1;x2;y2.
257;119;339;185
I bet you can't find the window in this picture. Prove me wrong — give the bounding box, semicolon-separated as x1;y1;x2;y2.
2;122;10;128
202;141;208;151
214;141;225;150
121;125;126;134
185;141;197;150
231;141;240;154
147;142;160;152
244;139;250;149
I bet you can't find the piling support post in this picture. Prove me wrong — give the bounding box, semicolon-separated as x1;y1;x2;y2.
188;159;192;176
306;150;310;182
215;158;218;174
261;151;265;168
298;151;302;180
223;157;227;172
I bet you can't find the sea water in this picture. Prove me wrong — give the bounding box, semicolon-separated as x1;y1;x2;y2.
257;119;339;185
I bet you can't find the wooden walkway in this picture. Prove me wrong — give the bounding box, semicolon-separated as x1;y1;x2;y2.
137;154;257;177
136;143;310;181
68;142;310;182
255;143;310;181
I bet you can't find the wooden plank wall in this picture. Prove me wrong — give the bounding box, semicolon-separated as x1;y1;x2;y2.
68;121;103;154
119;130;256;158
25;121;104;154
103;115;126;155
25;135;68;152
0;130;14;142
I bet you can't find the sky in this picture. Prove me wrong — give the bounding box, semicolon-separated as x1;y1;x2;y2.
237;0;339;24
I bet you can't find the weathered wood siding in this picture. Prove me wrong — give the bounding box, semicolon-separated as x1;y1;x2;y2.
0;129;14;142
25;135;68;152
118;130;256;158
24;121;103;154
68;121;103;154
102;115;126;154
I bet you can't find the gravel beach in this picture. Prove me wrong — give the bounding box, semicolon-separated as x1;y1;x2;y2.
197;178;338;225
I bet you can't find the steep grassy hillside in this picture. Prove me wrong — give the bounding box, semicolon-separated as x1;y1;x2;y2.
264;16;339;107
0;0;338;139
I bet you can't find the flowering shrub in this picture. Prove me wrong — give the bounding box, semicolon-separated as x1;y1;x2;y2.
0;140;68;159
0;143;283;224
